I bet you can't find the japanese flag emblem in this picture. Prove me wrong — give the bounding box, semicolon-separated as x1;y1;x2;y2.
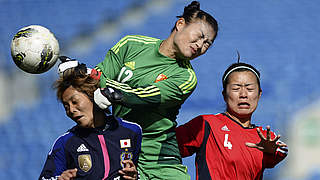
120;139;131;148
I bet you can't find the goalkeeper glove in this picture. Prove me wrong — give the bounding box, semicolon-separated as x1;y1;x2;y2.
58;56;79;77
58;56;101;79
94;87;123;109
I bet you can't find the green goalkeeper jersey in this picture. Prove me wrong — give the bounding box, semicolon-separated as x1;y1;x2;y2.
96;35;197;166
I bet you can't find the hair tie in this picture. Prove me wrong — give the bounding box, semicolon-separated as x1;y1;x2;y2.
223;66;260;82
90;69;101;80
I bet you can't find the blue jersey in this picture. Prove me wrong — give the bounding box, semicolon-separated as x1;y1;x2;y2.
39;116;142;180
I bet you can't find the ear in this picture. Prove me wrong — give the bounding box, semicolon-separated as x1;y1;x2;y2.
258;90;262;100
222;91;226;101
175;18;186;32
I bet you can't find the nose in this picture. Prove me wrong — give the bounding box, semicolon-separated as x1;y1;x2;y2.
239;88;248;98
68;104;78;116
196;39;204;48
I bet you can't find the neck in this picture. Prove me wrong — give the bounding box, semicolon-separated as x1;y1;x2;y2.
225;111;252;128
159;34;176;59
93;110;107;128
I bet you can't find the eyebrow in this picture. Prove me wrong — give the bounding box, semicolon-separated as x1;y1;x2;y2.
201;31;213;45
231;83;256;87
63;94;77;103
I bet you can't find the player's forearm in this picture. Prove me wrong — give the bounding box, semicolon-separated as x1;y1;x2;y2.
101;78;161;107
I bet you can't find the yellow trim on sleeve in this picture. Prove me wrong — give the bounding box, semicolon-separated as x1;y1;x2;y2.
179;68;197;94
105;79;161;97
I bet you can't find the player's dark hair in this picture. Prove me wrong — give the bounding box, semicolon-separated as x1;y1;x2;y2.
222;62;261;95
54;66;99;102
171;1;219;42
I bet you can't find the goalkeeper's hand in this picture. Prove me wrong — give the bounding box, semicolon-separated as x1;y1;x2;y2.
58;56;79;77
58;56;101;80
94;87;123;109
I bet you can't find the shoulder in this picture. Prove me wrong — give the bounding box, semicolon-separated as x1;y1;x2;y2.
114;35;159;47
54;131;74;145
173;61;198;94
183;114;219;128
193;113;227;129
117;117;142;136
197;113;222;121
111;35;160;55
123;35;159;42
49;131;74;155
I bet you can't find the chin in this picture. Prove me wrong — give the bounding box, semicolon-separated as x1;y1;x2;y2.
78;121;91;128
188;54;198;60
237;112;253;118
77;123;85;127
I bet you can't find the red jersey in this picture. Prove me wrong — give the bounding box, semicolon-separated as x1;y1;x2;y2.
176;113;288;180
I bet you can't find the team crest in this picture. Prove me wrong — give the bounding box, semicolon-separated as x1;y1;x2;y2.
78;154;92;172
155;74;168;83
120;151;133;168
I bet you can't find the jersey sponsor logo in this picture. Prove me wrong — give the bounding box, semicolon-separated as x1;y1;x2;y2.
77;144;89;152
124;61;135;70
155;74;168;83
78;154;92;172
221;125;230;131
120;139;131;148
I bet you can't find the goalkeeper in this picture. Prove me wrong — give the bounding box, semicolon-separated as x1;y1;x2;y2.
60;1;218;179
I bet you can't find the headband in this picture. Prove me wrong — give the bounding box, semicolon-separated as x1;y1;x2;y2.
223;66;260;82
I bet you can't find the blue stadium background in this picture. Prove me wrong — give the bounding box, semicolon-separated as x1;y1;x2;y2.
0;0;320;179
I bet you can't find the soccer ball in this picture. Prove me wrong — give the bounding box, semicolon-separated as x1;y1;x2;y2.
10;25;60;74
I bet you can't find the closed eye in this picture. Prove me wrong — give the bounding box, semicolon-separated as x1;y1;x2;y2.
63;104;70;114
204;41;211;49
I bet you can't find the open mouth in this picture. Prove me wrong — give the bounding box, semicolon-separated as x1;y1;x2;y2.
73;115;83;122
238;102;250;108
190;47;197;55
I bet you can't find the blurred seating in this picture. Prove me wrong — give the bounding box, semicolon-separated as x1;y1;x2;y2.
1;0;320;179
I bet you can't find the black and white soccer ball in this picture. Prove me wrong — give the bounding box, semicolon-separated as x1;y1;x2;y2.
10;25;60;74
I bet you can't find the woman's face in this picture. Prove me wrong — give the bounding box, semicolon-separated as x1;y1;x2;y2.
174;19;216;60
62;86;94;128
224;71;261;119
